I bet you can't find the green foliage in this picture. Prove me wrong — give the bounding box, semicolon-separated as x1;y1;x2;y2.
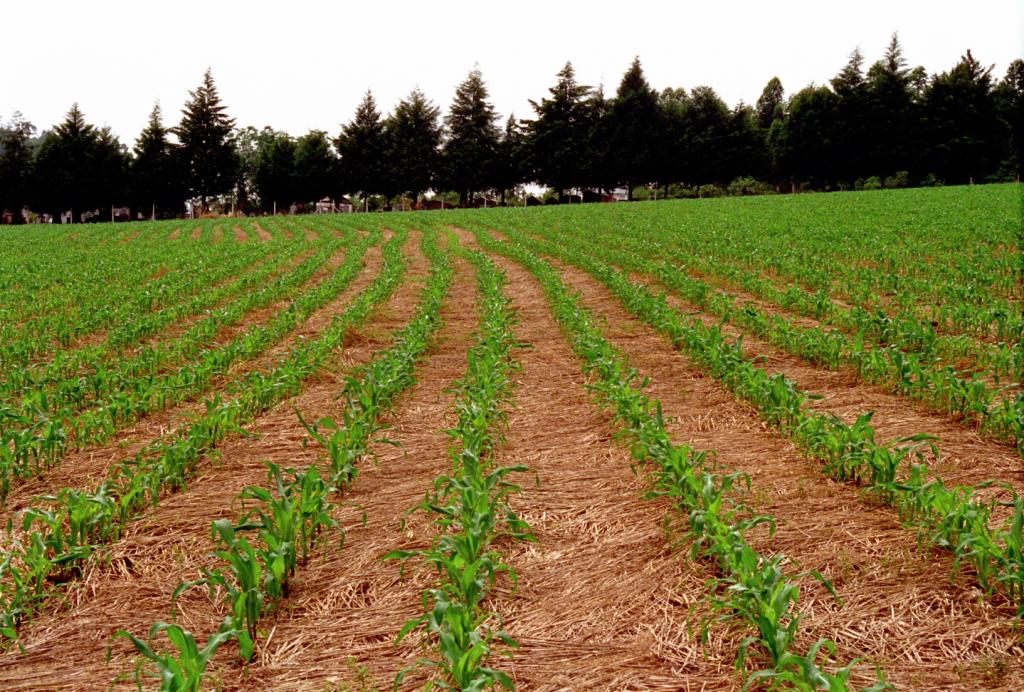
115;619;239;691
442;68;502;205
390;243;529;689
468;226;865;689
335;90;387;202
175;69;239;208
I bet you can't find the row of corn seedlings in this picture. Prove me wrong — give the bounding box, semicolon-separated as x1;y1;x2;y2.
0;229;370;497
591;188;1022;341
511;220;1024;455
116;227;454;690
0;233;300;405
388;242;532;690
472;228;881;691
0;220;266;369
0;221;197;365
0;229;410;647
546;218;1022;385
493;226;1024;619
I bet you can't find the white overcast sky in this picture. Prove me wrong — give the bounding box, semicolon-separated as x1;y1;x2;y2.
3;1;1022;143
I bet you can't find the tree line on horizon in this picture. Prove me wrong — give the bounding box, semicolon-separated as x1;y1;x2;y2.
0;34;1021;222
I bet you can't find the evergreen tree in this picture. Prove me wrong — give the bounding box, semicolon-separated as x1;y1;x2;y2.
93;126;131;212
131;103;182;218
923;50;1005;183
581;85;614;191
495;114;528;204
755;77;785;130
0;113;35;223
294;130;337;204
685;86;732;185
865;34;922;177
442;67;501;205
607;57;660;198
176;69;239;212
657;87;691;188
722;102;767;183
335;90;386;208
525;62;593;196
770;86;839;188
830;48;871;184
32;104;99;218
384;88;441;205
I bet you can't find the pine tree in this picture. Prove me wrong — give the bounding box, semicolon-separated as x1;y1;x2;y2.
995;59;1024;178
131;103;182;218
831;48;870;184
385;88;441;205
335;90;386;208
32;104;99;218
176;69;238;212
93;126;130;211
253;129;297;212
865;34;921;177
755;77;785;130
495;114;527;204
770;86;840;188
442;67;501;205
526;62;593;196
607;57;660;199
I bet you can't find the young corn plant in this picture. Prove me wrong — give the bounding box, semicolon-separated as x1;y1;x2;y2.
390;246;531;690
0;230;412;646
115;618;240;692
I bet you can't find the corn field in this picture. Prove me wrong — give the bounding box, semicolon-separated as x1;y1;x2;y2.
0;183;1021;690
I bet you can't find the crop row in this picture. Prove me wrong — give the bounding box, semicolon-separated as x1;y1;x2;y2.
390;242;530;690
0;228;408;645
471;227;880;690
560;220;1021;383
487;224;1024;618
0;236;301;404
118;226;455;690
0;222;253;366
506;221;1024;455
0;230;364;497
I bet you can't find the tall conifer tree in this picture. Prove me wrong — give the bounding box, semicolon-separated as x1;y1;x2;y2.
442;67;501;205
176;69;238;211
335;90;386;208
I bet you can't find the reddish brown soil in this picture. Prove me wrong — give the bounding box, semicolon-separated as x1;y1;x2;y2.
232;225;248;242
465;234;738;689
189;226;202;241
542;251;1024;499
252;222;273;242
